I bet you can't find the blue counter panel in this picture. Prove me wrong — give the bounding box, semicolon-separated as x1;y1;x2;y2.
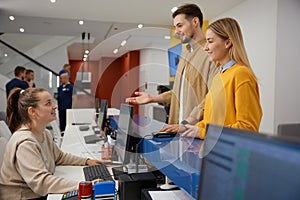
142;137;203;198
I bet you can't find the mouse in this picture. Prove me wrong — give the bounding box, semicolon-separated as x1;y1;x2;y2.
152;131;178;138
79;125;89;131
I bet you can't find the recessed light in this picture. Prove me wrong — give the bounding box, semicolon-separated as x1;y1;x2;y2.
78;20;84;25
50;0;56;3
4;53;8;57
171;7;178;13
164;35;171;40
83;54;88;58
9;16;15;21
19;27;25;33
137;24;143;29
113;49;119;54
83;57;87;62
85;50;89;54
120;40;127;46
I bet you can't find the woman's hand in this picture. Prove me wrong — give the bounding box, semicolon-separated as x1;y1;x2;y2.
180;124;200;138
85;159;102;166
92;178;103;185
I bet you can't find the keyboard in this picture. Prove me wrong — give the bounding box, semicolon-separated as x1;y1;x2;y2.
83;164;113;181
83;134;105;144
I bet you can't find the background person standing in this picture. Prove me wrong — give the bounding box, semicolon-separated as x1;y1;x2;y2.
5;66;29;98
25;69;36;88
57;71;74;132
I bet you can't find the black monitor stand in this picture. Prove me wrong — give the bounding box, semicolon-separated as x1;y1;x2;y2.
111;153;148;180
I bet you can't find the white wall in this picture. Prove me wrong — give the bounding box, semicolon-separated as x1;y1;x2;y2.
212;0;278;134
274;0;300;128
139;48;169;117
0;73;9;111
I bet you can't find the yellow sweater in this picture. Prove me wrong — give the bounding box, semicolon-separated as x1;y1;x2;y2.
196;64;262;139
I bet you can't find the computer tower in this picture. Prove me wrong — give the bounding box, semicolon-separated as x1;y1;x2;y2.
118;172;157;200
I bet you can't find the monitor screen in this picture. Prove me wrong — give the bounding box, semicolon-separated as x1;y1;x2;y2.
95;98;99;114
168;43;182;77
98;99;108;131
83;99;108;144
198;124;300;200
114;104;135;164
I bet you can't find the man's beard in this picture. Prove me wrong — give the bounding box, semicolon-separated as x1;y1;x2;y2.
181;33;193;44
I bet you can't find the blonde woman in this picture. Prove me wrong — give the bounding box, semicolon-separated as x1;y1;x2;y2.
181;17;262;138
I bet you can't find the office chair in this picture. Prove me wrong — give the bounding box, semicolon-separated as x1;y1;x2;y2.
0;120;12;140
277;123;300;138
0;111;6;122
0;137;9;168
0;120;11;168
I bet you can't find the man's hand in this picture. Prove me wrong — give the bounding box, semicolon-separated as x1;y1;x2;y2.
27;80;34;88
159;124;186;133
126;92;152;105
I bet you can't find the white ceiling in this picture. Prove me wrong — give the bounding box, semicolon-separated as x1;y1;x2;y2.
0;0;245;60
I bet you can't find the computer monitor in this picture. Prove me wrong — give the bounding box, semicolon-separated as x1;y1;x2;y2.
152;105;167;123
95;98;99;115
83;99;107;144
114;103;137;165
198;124;300;200
168;43;182;77
98;99;108;131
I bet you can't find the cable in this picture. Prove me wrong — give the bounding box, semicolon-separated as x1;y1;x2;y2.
133;134;153;173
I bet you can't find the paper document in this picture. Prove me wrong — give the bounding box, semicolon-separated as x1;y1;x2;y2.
149;190;193;200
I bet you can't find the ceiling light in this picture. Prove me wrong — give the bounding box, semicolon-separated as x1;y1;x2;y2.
171;7;178;13
113;49;119;54
9;16;15;21
120;40;127;46
50;0;56;3
4;53;8;57
83;54;88;58
19;27;25;33
83;57;87;62
164;35;171;40
85;50;89;54
78;20;84;25
137;24;143;29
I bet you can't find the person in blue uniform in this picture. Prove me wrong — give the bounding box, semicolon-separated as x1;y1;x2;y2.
5;66;29;98
59;63;72;83
57;70;74;132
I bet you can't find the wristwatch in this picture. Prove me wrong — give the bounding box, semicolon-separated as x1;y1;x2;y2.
180;120;189;131
180;120;189;125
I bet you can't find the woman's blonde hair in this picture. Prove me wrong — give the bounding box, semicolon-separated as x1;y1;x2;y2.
208;17;256;78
